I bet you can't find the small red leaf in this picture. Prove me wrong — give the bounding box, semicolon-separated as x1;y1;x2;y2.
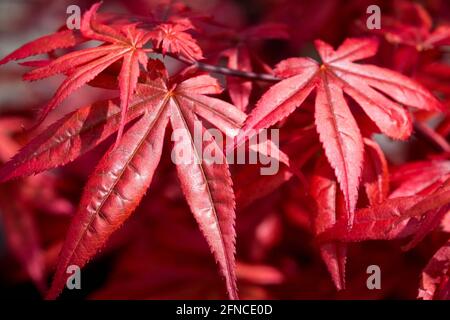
151;23;203;61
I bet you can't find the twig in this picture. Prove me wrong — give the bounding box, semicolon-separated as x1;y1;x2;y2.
166;53;281;82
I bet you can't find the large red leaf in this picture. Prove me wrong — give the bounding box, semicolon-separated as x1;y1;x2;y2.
238;37;441;221
40;73;244;299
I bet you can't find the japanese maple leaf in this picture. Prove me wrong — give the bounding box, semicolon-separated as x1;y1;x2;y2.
0;66;245;299
19;3;152;142
150;22;203;61
237;37;441;224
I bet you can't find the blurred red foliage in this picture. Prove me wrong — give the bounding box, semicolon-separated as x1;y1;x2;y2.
0;0;449;300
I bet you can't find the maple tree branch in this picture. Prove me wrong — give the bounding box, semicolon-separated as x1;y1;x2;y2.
414;122;450;152
167;53;281;82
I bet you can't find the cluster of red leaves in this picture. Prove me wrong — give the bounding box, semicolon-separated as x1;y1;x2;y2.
0;0;449;300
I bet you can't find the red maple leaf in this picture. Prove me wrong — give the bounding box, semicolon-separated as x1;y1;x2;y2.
150;22;203;61
0;61;245;299
236;37;441;225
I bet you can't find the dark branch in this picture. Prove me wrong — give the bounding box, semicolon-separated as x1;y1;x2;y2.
167;53;281;82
